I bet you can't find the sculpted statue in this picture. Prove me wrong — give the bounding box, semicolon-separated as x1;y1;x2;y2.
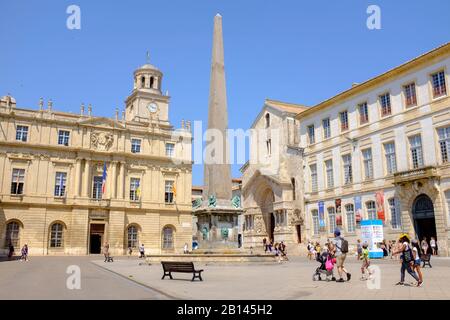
91;131;114;151
192;198;202;209
231;195;241;208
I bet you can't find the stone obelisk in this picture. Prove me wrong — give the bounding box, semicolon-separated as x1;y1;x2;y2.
193;14;242;251
203;13;232;200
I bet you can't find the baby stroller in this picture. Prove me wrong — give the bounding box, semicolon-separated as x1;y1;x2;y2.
312;250;336;282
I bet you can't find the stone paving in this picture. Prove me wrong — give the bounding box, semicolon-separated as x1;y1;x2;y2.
93;255;450;300
1;255;450;299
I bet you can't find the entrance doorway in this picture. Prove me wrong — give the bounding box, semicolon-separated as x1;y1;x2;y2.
89;224;105;254
412;194;437;247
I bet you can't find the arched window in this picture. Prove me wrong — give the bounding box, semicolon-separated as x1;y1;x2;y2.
127;225;138;249
50;223;64;248
265;113;270;128
345;204;355;233
5;221;20;248
149;76;154;89
328;207;336;234
291;178;296;200
311;209;319;235
366;201;377;220
162;226;174;249
141;76;146;88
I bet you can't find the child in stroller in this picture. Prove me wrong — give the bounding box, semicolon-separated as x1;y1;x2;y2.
312;247;336;281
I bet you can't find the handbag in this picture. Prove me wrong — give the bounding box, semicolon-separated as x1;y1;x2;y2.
325;256;334;271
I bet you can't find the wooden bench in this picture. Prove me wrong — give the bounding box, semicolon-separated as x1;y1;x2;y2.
161;261;204;281
420;254;432;268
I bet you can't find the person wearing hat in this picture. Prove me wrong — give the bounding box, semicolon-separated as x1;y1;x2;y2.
330;228;351;282
393;234;421;286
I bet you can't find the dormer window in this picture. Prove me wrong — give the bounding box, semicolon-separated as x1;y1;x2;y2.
265;113;270;128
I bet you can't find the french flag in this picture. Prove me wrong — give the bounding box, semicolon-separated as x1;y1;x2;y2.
101;163;107;194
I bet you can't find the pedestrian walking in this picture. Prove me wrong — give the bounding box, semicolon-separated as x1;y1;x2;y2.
139;243;145;258
356;239;362;261
279;241;288;261
421;237;429;255
103;242;110;262
411;240;424;286
128;246;133;258
393;234;421;287
360;243;371;280
330;229;351;282
20;244;28;261
430;237;437;255
183;242;189;254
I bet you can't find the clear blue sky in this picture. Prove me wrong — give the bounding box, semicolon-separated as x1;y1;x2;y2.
1;0;449;186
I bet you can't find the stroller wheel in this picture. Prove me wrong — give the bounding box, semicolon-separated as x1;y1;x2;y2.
313;274;319;281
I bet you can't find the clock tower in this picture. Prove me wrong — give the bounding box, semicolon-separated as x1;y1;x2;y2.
125;60;170;124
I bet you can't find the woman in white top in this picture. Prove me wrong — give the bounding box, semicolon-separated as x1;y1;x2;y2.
421;238;429;255
430;237;437;255
411;240;424;285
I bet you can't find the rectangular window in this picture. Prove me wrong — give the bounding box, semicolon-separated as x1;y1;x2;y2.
310;164;318;192
342;154;352;185
58;130;70;146
340;111;349;132
358;102;369;124
379;93;392;117
307;125;315;144
362;148;374;180
54;172;67;197
328;207;336;234
409;135;424;169
165;181;174;204
322;118;331;139
431;71;447;98
404;83;417;107
366;201;377;220
438;127;450;163
16;125;28;142
131;139;141;154
389;198;402;229
384;142;397;174
11;169;25;195
130;178;140;201
346;204;355;233
312;210;319;235
325;159;334;189
92;176;103;200
165;143;175;157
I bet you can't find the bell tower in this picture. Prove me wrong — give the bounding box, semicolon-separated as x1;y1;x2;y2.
125;54;170;123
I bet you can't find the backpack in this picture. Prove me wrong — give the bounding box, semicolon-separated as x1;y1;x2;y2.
403;247;414;263
337;237;349;254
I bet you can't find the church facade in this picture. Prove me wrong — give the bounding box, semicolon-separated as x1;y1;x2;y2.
0;62;193;256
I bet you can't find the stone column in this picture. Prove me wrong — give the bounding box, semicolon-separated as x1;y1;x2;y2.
111;161;117;199
82;159;91;197
74;158;82;197
118;162;125;199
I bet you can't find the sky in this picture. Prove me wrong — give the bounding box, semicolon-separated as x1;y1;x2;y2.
1;0;449;186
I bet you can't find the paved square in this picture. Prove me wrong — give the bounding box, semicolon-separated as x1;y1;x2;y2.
1;255;449;299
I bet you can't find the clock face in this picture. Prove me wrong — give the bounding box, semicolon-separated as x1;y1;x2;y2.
148;102;158;113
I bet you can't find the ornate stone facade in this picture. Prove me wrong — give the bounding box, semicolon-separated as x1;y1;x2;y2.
0;62;193;256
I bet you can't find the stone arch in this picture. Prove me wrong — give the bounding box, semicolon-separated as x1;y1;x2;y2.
125;223;142;249
3;219;24;249
48;220;67;249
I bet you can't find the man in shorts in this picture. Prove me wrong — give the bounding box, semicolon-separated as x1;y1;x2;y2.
331;229;351;282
